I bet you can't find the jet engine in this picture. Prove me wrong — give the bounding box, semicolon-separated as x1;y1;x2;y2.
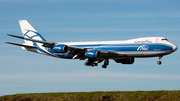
85;50;101;59
52;45;68;53
114;58;135;64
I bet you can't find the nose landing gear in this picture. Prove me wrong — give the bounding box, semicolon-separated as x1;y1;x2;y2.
157;61;162;65
157;56;163;65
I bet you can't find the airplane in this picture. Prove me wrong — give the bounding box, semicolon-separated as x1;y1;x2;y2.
5;20;178;68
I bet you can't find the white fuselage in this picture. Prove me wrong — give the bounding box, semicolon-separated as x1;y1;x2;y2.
54;37;177;58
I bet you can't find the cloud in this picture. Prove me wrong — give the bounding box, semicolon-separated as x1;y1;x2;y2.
0;45;17;48
0;0;130;3
1;71;180;83
0;0;173;4
111;12;180;18
48;28;180;32
0;0;145;3
0;0;32;3
51;12;180;19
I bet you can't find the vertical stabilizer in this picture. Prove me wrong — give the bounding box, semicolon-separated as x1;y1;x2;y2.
19;20;52;55
19;20;46;45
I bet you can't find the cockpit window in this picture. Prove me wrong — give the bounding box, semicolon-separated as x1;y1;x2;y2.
162;38;168;41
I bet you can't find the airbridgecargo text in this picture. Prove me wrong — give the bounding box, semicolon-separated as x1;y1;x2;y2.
135;41;152;43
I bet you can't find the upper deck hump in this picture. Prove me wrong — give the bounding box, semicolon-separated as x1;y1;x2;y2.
57;37;165;45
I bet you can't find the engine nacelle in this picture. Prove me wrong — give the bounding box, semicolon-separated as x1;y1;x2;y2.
114;58;135;64
52;45;68;53
85;50;101;59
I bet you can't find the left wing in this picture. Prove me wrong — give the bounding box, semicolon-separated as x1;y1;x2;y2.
4;42;37;48
6;34;122;59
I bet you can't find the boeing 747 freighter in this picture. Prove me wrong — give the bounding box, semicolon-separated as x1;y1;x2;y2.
5;20;178;68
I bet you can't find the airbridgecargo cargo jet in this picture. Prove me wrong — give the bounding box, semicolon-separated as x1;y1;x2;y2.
5;20;178;68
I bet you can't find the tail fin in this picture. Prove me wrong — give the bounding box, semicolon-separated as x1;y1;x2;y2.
19;20;46;45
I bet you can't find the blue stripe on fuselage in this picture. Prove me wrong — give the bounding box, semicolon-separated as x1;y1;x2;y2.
73;43;173;52
36;43;173;59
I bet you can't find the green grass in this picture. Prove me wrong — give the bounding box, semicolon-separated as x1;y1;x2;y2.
1;91;180;101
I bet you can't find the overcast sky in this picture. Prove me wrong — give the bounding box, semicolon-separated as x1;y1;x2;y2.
1;0;180;96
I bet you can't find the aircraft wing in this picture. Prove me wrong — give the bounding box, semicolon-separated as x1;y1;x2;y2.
6;34;54;47
5;42;37;48
67;46;122;59
6;34;84;49
6;34;122;59
99;50;125;58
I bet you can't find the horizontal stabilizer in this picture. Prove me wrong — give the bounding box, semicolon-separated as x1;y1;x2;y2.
5;42;37;48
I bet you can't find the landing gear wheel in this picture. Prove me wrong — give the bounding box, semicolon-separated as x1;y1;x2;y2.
102;59;109;68
157;61;162;65
84;60;98;67
84;61;91;66
102;65;107;68
93;63;98;66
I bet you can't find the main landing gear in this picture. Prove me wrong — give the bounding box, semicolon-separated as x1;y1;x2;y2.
84;60;98;67
157;56;163;65
84;59;109;68
102;59;109;68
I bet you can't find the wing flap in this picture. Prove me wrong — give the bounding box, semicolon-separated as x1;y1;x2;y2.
99;50;127;58
67;45;85;50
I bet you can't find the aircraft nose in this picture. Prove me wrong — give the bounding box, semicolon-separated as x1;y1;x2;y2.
172;44;178;51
